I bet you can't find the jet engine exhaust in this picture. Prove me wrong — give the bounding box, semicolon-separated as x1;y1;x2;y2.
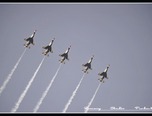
33;63;62;112
84;83;101;113
62;73;86;113
0;48;27;96
11;56;46;112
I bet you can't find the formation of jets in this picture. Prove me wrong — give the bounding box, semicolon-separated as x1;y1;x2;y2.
23;30;110;83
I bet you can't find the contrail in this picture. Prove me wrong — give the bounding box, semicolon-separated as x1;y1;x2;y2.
62;73;86;113
0;48;27;96
33;63;62;112
84;83;101;113
11;56;46;113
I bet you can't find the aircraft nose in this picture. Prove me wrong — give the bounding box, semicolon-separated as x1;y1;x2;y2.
69;45;71;49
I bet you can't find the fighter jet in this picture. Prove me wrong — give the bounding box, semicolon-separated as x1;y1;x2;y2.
59;45;71;64
24;30;37;48
98;65;110;83
82;55;94;74
42;38;55;56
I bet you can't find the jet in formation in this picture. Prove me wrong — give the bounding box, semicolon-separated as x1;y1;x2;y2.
42;38;55;56
98;65;110;83
82;55;94;74
59;45;71;64
24;30;37;48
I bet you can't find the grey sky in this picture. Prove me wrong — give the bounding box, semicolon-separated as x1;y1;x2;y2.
0;3;152;113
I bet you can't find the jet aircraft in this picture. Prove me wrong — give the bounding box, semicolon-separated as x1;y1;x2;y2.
42;38;55;56
82;55;94;73
98;65;110;83
24;30;37;48
59;45;71;64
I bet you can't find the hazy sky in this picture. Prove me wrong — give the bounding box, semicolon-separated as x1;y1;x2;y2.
0;3;152;113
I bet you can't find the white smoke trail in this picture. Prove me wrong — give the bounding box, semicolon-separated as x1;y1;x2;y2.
84;83;101;113
33;63;62;112
0;48;27;96
62;73;86;113
11;56;46;113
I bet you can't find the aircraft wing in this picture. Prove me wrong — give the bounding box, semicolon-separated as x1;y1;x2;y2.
99;72;104;76
105;73;107;78
89;63;91;69
43;45;49;49
65;54;69;60
25;37;31;41
60;53;66;57
30;39;34;44
83;63;89;67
